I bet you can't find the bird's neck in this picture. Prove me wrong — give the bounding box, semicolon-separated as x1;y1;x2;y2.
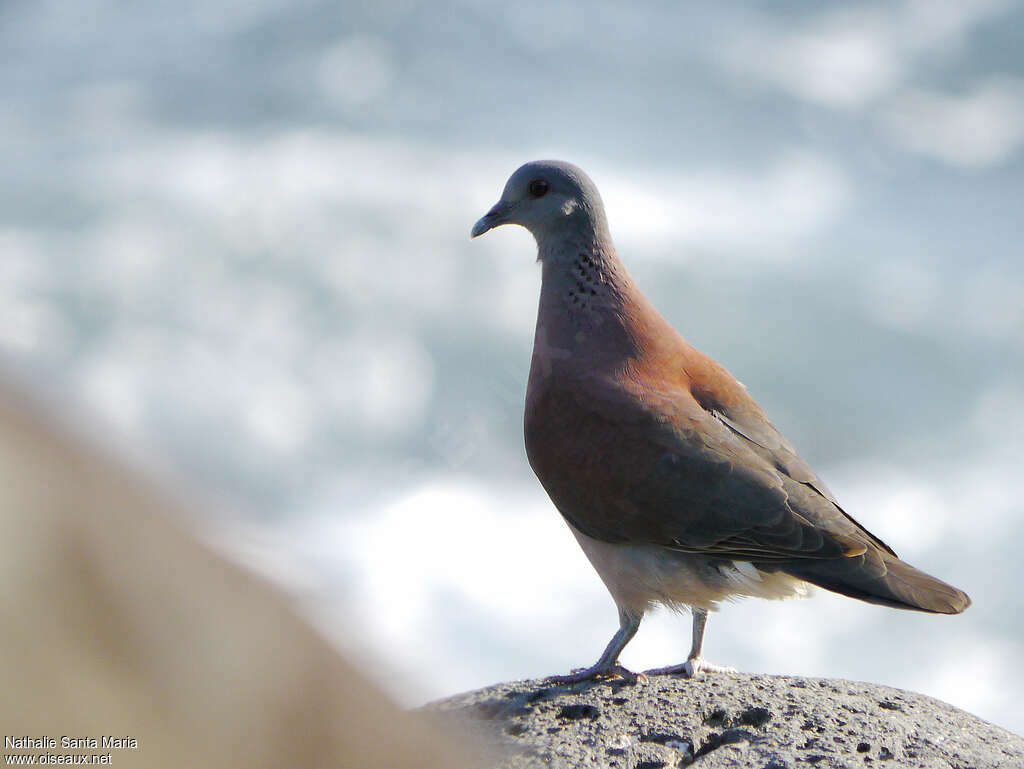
539;238;628;309
532;239;647;379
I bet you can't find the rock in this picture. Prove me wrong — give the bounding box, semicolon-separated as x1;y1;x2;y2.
0;381;481;769
430;672;1024;769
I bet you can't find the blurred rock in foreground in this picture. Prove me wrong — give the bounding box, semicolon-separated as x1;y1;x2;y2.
432;672;1024;769
0;378;481;769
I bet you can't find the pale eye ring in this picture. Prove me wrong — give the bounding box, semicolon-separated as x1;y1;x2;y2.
528;179;549;198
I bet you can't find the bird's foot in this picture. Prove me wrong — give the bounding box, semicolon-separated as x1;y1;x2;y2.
644;657;736;679
548;662;644;684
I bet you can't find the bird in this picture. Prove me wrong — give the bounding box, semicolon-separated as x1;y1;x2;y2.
470;159;970;683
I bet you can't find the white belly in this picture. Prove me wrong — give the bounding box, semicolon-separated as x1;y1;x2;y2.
568;522;811;615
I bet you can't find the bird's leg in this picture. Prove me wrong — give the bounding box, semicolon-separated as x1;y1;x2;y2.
549;608;642;683
644;608;736;678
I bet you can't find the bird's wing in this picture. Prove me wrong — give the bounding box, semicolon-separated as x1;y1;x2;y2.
525;373;892;563
692;378;898;558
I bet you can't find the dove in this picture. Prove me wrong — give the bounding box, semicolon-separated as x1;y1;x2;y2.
471;160;970;682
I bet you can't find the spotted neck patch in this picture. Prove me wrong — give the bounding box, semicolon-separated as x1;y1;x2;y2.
565;252;610;312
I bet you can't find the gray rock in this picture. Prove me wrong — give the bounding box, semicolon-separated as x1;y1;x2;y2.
430;673;1024;769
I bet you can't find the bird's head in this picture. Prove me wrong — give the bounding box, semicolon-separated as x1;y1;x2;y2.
471;160;611;251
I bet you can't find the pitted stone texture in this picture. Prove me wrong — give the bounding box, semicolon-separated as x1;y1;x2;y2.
430;673;1024;769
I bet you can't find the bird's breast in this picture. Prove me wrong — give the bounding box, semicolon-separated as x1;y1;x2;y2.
523;377;656;544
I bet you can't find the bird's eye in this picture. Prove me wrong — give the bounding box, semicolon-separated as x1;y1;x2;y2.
528;179;549;198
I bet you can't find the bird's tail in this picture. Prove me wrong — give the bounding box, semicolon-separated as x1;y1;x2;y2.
772;551;970;614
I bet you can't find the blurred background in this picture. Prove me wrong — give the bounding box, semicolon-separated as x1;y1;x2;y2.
2;0;1022;735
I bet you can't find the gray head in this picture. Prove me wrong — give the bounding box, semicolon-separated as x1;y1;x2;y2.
471;160;612;251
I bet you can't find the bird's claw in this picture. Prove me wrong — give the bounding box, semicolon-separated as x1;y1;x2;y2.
548;663;644;684
644;657;736;679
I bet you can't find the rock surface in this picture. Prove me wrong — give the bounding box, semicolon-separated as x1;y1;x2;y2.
431;672;1024;769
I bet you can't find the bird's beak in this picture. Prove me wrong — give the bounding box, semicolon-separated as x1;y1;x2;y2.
471;200;514;238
